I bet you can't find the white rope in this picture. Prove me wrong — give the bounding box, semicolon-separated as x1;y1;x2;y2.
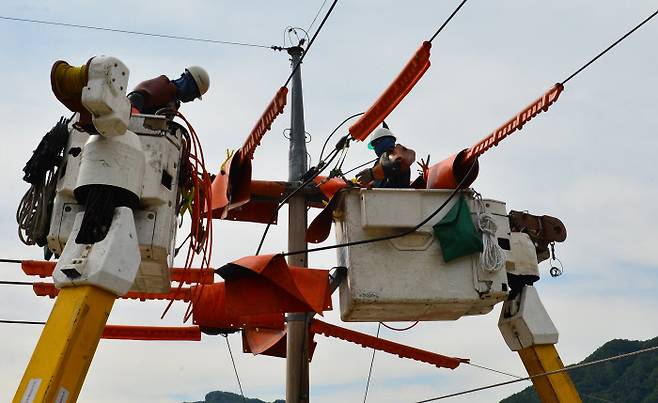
474;193;506;273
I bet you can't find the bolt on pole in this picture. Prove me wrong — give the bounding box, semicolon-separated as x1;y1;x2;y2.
285;45;310;403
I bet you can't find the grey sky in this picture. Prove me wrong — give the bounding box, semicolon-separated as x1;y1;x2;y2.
1;1;657;402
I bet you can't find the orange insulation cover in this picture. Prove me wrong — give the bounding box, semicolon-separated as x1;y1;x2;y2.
21;261;214;284
349;41;431;141
33;282;193;302
191;282;285;330
217;254;332;316
101;325;201;341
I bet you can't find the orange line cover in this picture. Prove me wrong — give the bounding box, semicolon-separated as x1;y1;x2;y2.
349;41;432;141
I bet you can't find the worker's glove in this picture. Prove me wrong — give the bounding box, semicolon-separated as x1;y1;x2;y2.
355;168;375;186
417;154;430;178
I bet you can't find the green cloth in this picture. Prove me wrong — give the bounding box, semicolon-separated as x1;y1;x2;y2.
433;195;483;262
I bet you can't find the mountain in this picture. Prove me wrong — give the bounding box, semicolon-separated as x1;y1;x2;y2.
184;391;284;403
501;336;658;403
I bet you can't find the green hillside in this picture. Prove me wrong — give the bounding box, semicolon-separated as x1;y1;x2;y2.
184;390;284;403
501;336;658;403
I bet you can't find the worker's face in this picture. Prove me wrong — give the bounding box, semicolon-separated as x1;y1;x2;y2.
373;136;396;157
173;72;201;103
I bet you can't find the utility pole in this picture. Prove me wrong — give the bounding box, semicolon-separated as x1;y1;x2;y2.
286;44;310;403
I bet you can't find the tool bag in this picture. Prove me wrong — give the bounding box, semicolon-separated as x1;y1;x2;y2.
432;195;483;262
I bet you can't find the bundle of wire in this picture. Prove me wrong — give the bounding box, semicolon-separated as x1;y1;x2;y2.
161;112;213;321
17;117;70;247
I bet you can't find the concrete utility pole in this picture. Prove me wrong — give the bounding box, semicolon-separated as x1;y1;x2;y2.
285;45;310;403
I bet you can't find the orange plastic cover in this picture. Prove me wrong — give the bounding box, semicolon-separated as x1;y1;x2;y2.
191;282;285;330
217;254;332;315
210;87;288;215
310;319;467;369
101;325;201;341
21;261;214;285
349;42;432;141
242;327;318;360
462;83;564;164
33;282;193;302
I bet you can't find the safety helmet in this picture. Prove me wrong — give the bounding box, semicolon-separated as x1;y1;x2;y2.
368;127;396;150
185;66;210;99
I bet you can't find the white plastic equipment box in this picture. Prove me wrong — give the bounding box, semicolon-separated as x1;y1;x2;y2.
335;188;511;322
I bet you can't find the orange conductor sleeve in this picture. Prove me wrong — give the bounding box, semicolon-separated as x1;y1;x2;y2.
349;41;432;141
101;325;201;341
33;283;193;302
463;83;564;164
21;261;214;284
309;319;467;369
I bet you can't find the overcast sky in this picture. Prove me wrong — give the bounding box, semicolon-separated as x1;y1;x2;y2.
1;1;657;402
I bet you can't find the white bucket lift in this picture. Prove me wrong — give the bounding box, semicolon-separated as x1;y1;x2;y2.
335;188;524;322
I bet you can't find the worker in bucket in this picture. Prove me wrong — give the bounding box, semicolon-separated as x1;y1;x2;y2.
128;66;210;114
355;123;416;188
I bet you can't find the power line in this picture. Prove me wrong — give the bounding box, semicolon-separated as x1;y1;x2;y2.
428;0;469;42
0;280;32;286
561;8;658;84
0;319;45;325
342;158;378;176
414;344;658;402
222;334;246;402
0;15;275;49
0;259;23;264
283;0;339;88
308;0;330;33
362;323;381;403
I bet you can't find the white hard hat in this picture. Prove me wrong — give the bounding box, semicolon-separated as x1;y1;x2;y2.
368;127;396;149
185;66;210;99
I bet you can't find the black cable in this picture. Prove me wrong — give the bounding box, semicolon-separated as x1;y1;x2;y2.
0;319;45;325
254;146;343;255
308;0;330;33
415;345;658;402
281;160;477;257
561;8;658;85
362;323;381;403
0;281;32;286
428;0;469;42
318;112;364;162
343;158;378;176
0;15;275;49
222;334;246;403
0;259;23;264
283;0;339;88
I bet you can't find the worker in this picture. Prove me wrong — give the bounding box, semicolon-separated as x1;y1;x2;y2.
128;66;210;114
355;123;416;188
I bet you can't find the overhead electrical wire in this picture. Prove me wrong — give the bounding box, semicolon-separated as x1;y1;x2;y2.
413;344;658;402
318;112;364;162
0;259;23;264
561;8;658;85
0;15;276;49
428;0;469;42
0;319;46;325
308;0;330;33
362;323;381;403
222;334;246;403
